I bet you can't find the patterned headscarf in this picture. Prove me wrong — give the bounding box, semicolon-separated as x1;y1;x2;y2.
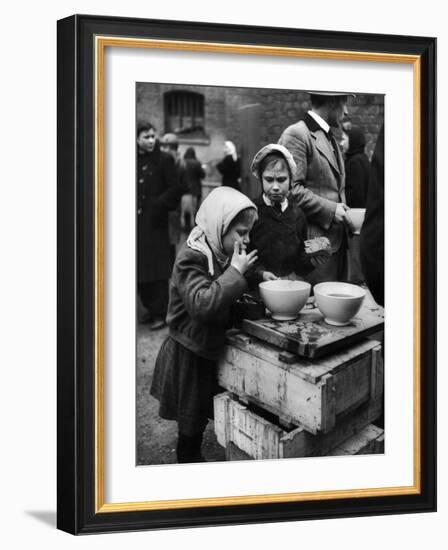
186;186;257;275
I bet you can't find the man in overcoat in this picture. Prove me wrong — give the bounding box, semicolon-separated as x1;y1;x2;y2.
137;122;183;330
278;91;352;284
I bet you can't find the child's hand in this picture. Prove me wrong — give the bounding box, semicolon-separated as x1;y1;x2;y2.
262;271;279;281
231;242;258;275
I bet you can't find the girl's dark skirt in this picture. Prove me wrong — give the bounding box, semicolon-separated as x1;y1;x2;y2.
150;336;219;436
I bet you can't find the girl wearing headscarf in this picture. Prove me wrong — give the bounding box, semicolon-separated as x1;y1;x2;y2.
150;187;258;463
216;140;241;189
344;126;370;208
249;144;330;283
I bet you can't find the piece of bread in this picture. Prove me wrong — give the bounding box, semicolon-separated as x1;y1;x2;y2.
304;236;331;256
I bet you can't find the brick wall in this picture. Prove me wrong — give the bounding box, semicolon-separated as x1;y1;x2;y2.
346;94;384;159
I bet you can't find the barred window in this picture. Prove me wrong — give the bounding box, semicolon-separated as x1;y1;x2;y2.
164;91;205;137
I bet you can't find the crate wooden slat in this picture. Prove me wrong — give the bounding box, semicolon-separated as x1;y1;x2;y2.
217;334;383;434
281;399;382;458
214;392;384;460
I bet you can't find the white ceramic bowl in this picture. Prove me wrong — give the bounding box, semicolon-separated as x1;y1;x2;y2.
259;280;311;321
346;208;366;234
314;282;366;326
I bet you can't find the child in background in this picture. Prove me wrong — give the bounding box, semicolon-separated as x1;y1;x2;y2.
150;186;258;463
249;144;330;283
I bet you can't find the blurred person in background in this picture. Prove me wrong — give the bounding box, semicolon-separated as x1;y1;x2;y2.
181;147;205;233
160;133;189;261
360;125;384;306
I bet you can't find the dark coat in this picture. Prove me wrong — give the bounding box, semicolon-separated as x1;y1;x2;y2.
345;127;370;208
360;126;384;305
137;145;182;283
216;155;241;189
249;195;314;280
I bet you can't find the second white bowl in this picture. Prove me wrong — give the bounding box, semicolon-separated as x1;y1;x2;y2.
314;282;366;326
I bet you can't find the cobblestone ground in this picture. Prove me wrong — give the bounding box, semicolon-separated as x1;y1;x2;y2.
136;324;226;465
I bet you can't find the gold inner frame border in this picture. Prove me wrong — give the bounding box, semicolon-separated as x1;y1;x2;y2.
94;36;421;513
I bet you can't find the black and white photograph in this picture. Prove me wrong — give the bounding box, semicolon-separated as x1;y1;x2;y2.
0;0;442;542
54;7;436;537
135;82;385;466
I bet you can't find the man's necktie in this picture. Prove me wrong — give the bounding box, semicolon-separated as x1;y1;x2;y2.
327;129;341;172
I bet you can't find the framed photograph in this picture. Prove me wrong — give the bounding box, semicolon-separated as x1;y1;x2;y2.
57;14;436;534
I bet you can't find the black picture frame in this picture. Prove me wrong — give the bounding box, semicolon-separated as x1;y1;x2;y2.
57;14;436;534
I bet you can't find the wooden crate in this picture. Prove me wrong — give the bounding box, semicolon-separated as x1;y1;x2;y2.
214;392;384;460
214;391;384;460
217;332;383;434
